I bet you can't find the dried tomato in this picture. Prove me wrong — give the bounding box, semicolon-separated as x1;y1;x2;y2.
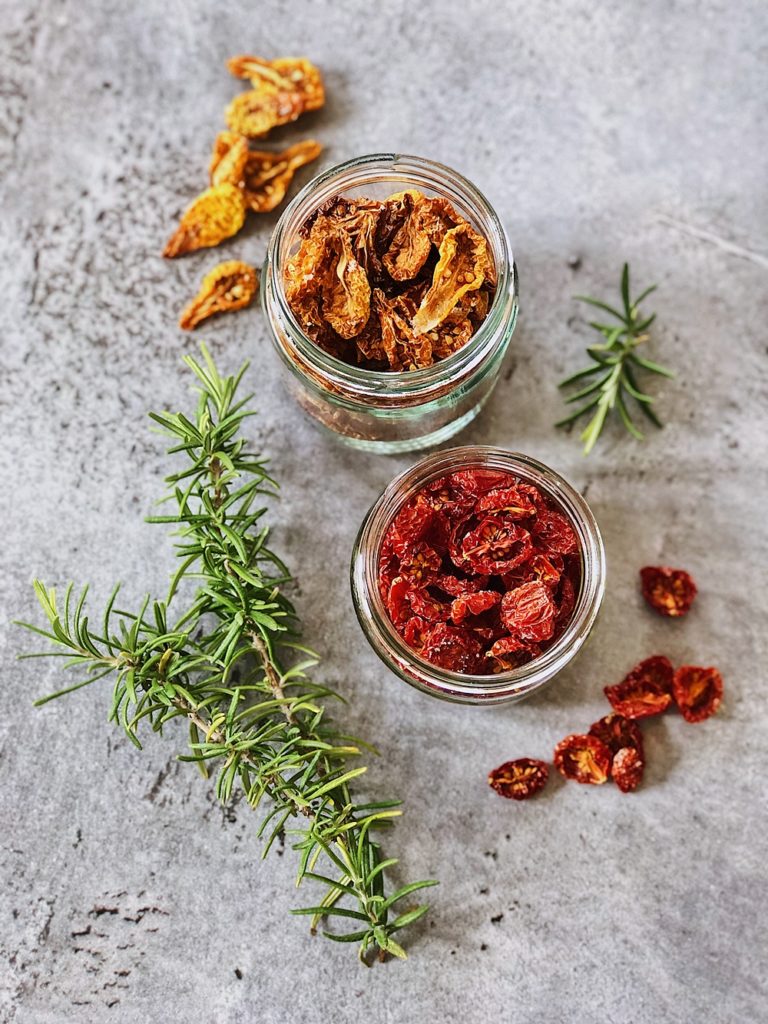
178;260;258;330
407;587;450;622
532;509;578;556
377;467;582;676
611;747;644;793
553;734;611;785
421;623;484;674
459;517;533;574
588;713;644;761
450;590;501;624
640;566;698;617
488;758;549;801
209;131;249;188
225;86;305;138
672;665;723;723
242;140;322;213
323;230;371;339
384;577;411;627
604;655;674;718
398;542;441;585
227;55;325;113
412;223;489;335
475;487;537;519
163;183;247;258
381;190;432;282
402;616;429;652
500;582;556;642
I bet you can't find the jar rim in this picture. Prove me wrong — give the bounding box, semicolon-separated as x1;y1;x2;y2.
350;446;606;704
264;153;517;400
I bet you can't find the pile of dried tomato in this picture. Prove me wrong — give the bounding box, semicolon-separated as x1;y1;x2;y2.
489;563;724;801
284;190;496;370
162;55;325;330
377;468;581;673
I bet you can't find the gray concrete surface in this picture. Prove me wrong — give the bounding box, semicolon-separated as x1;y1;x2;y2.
2;1;767;1021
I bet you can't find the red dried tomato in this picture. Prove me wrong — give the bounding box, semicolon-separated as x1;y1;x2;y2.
475;487;537;519
488;758;549;800
449;468;511;495
553;734;611;785
611;746;644;793
421;622;484;674
672;665;723;723
398;542;441;584
376;466;582;676
407;586;450;622
459;517;533;574
433;572;491;597
589;713;644;761
604;655;674;719
402;615;429;651
500;581;556;642
640;565;697;617
450;590;501;624
384;576;411;626
532;509;578;555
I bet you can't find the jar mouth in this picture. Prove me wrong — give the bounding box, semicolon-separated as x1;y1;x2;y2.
265;153;518;400
351;447;606;704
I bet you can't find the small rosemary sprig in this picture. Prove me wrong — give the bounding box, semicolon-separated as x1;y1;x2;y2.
16;345;435;964
556;263;674;454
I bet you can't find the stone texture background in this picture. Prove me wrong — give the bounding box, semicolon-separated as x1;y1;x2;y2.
2;1;767;1021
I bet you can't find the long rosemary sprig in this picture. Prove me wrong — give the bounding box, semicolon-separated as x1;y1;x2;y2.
556;263;675;454
16;344;435;964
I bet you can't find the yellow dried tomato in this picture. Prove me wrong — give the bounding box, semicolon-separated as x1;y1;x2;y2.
178;260;259;330
412;223;488;335
209;132;249;188
243;140;322;213
163;183;247;258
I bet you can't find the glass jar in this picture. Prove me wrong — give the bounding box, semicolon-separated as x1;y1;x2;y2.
350;446;605;705
261;153;519;454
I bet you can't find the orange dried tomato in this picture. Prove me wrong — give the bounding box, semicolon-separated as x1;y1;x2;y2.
450;590;501;624
640;565;697;617
611;747;644;793
672;665;723;723
488;758;549;801
553;734;611;785
500;581;556;642
604;655;674;718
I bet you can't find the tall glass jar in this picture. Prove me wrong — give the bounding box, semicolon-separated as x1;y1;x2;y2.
261;154;519;454
350;447;605;705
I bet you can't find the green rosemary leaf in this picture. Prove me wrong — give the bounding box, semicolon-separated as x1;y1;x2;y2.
615;391;645;440
321;929;371;943
632;283;658;307
554;395;602;427
564;373;612;404
628;352;676;378
620;262;631;318
388;904;431;931
580;401;610;456
380;879;440;912
574;294;626;321
291;906;370;921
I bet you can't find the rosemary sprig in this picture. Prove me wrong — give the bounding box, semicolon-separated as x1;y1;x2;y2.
556;263;675;454
16;344;435;964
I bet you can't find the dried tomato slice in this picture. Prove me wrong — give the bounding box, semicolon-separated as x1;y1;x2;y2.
388;501;435;557
611;747;644;793
407;587;450;623
402;616;430;652
433;572;491;597
459;517;533;574
553;734;611;785
398;542;441;585
448;468;512;496
384;576;411;627
531;509;578;556
421;623;484;674
672;665;723;723
475;487;537;519
488;758;549;801
604;655;674;719
588;713;644;761
500;582;556;643
450;590;501;624
640;566;698;617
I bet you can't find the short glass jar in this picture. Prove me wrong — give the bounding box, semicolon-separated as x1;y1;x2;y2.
350;446;605;705
261;153;519;454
